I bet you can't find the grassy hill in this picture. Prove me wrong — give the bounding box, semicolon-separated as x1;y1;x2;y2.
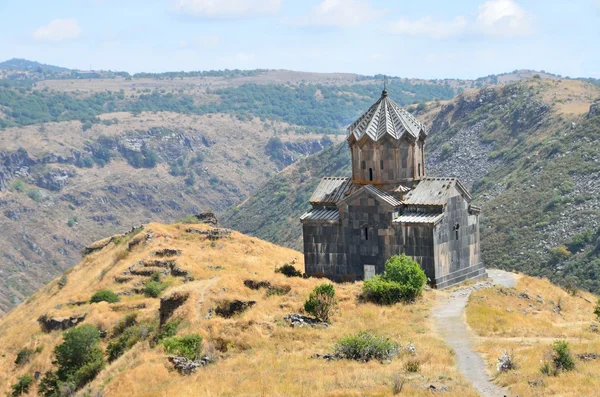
0;221;482;396
222;78;600;294
466;274;600;396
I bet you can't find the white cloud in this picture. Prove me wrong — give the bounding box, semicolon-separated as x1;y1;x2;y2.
296;0;378;28
171;0;280;18
476;0;532;37
32;19;82;42
387;16;467;39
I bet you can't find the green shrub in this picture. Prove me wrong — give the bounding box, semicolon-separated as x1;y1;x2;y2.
275;263;303;277
334;331;398;362
162;334;203;360
90;289;120;304
363;276;406;305
11;179;25;192
54;325;105;388
11;374;33;396
143;281;168;298
157;320;181;341
38;371;59;397
440;144;454;159
304;283;337;322
14;347;36;365
107;325;143;362
594;298;600;321
112;313;138;337
552;340;575;372
363;255;427;304
27;189;41;201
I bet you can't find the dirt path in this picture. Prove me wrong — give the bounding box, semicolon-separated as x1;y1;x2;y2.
434;269;517;397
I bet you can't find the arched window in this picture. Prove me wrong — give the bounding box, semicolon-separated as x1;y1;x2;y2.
369;168;373;181
380;160;384;169
418;163;421;177
365;227;369;240
453;223;460;240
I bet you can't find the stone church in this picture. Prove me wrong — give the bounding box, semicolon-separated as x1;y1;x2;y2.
300;89;486;289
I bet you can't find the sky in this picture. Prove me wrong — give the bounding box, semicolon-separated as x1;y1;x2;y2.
0;0;599;79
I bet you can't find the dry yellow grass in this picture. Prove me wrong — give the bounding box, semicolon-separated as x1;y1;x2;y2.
466;274;600;396
0;223;478;396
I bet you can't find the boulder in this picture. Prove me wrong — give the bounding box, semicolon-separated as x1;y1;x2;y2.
38;313;86;333
215;300;256;318
168;355;212;375
283;313;327;328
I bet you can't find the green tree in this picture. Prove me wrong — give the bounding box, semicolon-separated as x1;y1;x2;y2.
552;340;575;373
54;325;105;388
11;374;33;396
304;283;337;322
363;255;427;304
594;298;600;321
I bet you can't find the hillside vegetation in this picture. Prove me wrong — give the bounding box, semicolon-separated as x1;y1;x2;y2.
223;79;600;295
466;274;600;396
0;222;481;396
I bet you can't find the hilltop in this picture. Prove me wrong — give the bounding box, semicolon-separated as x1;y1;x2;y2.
0;221;480;396
223;78;600;294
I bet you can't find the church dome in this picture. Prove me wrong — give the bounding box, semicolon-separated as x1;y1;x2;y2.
347;90;427;142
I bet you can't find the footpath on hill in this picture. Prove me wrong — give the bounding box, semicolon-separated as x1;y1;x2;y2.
434;269;517;397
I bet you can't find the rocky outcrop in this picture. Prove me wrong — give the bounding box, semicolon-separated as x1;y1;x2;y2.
0;148;36;191
188;212;219;226
159;292;189;326
38;313;86;332
186;228;231;240
168;355;212;375
215;300;256;318
34;169;75;191
588;99;600;118
283;313;327;328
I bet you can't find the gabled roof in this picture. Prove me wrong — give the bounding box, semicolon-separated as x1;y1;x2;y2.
300;208;339;222
393;213;444;225
347;90;426;142
402;177;471;206
309;177;353;206
343;184;402;208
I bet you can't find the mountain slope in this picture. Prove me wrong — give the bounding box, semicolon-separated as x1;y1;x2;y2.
0;58;70;72
0;222;480;397
223;79;600;293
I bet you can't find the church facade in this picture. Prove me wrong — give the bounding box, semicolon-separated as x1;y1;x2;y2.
300;90;486;289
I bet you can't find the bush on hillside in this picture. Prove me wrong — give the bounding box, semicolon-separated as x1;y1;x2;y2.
54;325;105;389
275;263;303;278
10;375;33;396
594;298;600;321
334;331;398;362
304;283;337;322
541;340;575;376
162;334;203;360
89;289;120;304
552;340;575;372
363;255;427;304
143;281;168;298
14;348;34;366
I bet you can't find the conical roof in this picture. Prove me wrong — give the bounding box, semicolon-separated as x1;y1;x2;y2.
347;90;426;142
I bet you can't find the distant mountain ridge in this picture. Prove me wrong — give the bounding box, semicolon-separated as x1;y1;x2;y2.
0;58;71;72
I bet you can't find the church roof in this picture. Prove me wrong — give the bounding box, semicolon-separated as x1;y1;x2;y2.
300;208;339;222
403;177;471;206
393;212;444;225
309;177;353;206
362;185;402;207
347;90;426;142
